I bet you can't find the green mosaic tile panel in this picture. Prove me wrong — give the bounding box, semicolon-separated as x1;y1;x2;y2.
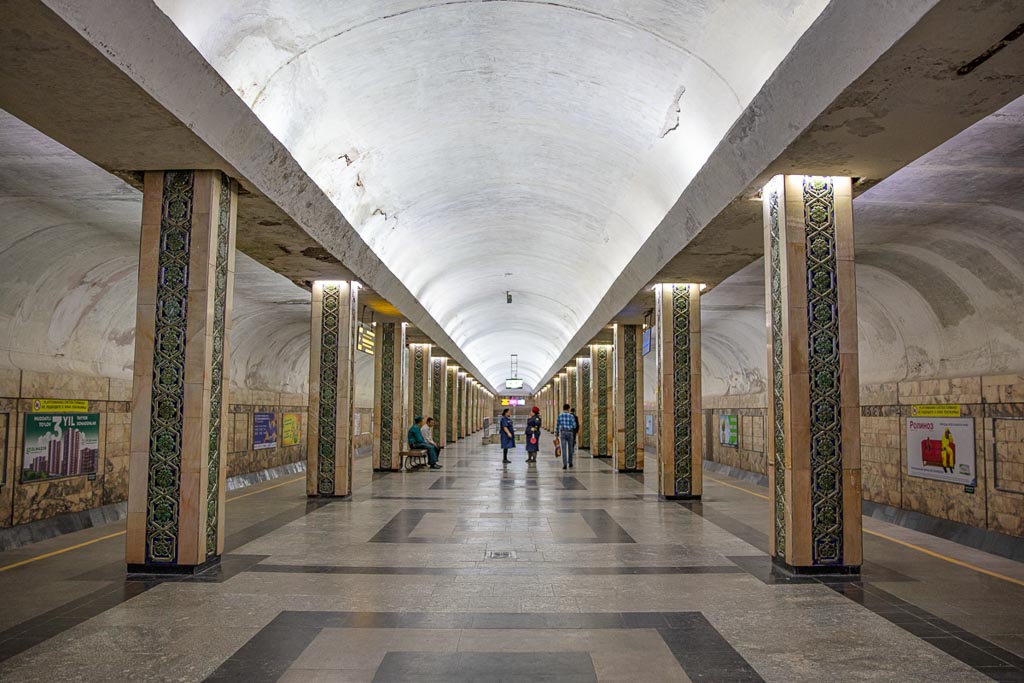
671;285;692;496
597;348;609;456
803;177;844;565
623;326;638;470
379;323;395;469
205;175;230;557
768;185;786;559
146;170;193;564
317;284;340;494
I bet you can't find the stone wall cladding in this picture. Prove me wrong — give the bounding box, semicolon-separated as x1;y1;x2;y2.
0;370;309;528
704;373;1024;538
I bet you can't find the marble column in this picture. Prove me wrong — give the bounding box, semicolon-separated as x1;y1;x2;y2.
127;170;237;572
306;281;358;498
431;357;448;447
407;343;431;422
372;322;406;471
446;366;459;443
614;324;644;472
576;357;591;450
655;283;702;500
588;345;614;457
763;175;862;574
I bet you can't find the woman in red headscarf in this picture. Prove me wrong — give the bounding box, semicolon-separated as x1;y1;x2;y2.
525;406;542;463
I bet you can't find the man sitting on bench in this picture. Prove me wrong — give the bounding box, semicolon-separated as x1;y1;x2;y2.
408;416;442;469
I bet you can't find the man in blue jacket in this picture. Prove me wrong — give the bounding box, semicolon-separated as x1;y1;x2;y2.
408;416;441;469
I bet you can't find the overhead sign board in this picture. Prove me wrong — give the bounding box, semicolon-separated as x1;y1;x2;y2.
356;322;375;355
505;378;524;390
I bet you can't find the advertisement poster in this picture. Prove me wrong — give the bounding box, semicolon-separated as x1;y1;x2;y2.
281;413;302;447
906;416;975;485
719;415;738;447
253;412;278;450
23;413;100;481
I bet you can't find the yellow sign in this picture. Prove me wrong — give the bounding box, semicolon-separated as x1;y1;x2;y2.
282;413;302;447
910;404;961;418
356;322;375;355
32;399;89;413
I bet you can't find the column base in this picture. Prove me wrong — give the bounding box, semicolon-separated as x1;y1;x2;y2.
771;557;861;577
592;453;612;459
307;492;351;499
373;467;401;473
618;468;643;473
127;555;220;577
660;493;701;501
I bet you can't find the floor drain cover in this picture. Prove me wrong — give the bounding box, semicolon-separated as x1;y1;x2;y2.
486;551;515;559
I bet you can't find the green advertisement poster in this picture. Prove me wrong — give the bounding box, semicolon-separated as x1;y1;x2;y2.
281;413;302;447
23;413;100;482
719;414;738;447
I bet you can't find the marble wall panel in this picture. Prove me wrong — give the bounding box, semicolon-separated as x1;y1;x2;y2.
0;369;311;528
706;374;1024;537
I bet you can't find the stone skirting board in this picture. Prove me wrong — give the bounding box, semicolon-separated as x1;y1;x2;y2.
0;369;310;530
703;374;1024;539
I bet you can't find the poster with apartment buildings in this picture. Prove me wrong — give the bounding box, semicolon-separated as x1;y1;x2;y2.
22;413;100;481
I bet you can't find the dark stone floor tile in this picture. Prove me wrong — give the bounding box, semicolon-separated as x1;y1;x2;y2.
620;612;670;628
897;620;949;638
922;637;1010;668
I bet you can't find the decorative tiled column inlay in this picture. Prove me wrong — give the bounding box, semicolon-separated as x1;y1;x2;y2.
307;281;357;497
614;325;643;471
128;170;236;571
316;285;340;494
578;358;591;449
373;322;406;471
762;175;862;573
767;184;787;560
446;367;457;442
655;284;702;500
432;358;447;447
589;345;613;457
804;178;844;565
144;170;193;565
205;176;231;558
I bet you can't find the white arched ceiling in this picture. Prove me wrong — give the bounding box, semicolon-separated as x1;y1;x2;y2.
699;98;1024;395
0;111;314;394
155;0;830;388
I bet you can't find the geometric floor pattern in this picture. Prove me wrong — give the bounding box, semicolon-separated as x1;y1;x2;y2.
0;432;1022;681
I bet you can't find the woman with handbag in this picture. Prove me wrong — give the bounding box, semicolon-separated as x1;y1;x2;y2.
525;406;542;463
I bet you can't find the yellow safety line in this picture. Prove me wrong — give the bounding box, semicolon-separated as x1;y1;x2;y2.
704;475;1024;588
224;475;305;502
0;476;305;573
0;530;127;573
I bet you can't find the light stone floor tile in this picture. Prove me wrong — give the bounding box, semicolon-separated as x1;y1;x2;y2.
0;436;1020;682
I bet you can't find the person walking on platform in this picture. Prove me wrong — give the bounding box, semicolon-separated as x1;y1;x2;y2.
525;406;542;463
500;408;515;464
556;403;576;469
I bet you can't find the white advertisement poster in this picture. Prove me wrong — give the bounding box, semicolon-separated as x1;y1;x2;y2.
906;416;975;485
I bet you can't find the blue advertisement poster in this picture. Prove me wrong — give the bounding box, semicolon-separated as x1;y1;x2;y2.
253;412;278;450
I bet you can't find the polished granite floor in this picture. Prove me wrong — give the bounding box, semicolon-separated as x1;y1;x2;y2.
0;433;1022;682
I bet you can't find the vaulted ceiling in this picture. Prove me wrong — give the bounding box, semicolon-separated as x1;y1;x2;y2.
155;0;830;390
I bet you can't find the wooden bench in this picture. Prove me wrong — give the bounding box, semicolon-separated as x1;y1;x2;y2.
399;449;429;470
